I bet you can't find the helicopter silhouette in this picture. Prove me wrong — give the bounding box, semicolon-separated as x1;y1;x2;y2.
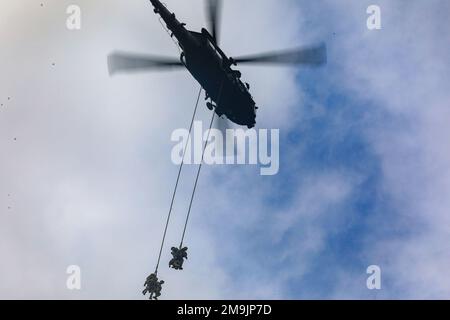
108;0;327;129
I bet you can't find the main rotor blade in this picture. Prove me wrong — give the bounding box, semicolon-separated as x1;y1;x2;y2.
206;0;222;44
107;52;184;75
233;43;327;66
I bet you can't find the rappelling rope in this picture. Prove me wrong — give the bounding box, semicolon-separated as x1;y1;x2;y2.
179;79;225;248
154;86;203;274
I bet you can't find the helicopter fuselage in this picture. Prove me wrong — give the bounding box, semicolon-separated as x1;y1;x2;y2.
150;0;256;128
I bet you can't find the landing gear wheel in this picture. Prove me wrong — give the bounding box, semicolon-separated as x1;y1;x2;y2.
206;102;214;111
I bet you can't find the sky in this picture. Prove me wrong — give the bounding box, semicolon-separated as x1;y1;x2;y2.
0;0;449;299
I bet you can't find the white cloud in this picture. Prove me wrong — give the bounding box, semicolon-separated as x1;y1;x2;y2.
319;0;450;298
0;0;304;299
2;0;448;300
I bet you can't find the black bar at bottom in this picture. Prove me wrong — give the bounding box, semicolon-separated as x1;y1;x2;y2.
0;300;447;318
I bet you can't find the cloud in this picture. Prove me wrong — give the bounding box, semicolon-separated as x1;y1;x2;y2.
291;0;450;299
1;0;449;300
0;0;305;299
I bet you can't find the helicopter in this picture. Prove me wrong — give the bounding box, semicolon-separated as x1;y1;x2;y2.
108;0;327;129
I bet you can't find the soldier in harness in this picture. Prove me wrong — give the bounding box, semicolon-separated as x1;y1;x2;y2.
142;273;164;300
169;246;188;270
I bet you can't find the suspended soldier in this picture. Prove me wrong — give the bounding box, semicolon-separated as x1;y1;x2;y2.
169;246;188;270
142;273;164;300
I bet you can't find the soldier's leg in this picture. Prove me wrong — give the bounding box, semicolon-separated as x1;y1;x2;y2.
179;258;184;270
